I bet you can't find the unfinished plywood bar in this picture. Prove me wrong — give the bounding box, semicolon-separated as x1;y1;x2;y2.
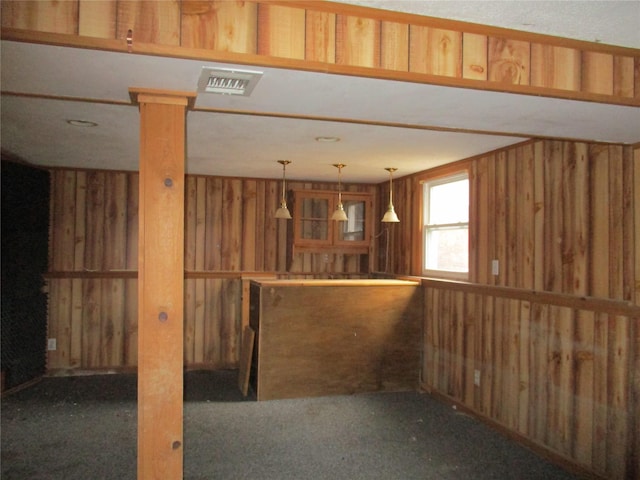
250;278;421;400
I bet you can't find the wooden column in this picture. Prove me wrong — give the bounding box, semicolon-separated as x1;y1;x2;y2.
130;88;195;480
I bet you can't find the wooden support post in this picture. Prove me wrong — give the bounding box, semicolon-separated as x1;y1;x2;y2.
130;88;195;480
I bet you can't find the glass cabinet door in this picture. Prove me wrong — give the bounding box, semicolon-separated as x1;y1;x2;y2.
299;196;329;241
337;199;365;242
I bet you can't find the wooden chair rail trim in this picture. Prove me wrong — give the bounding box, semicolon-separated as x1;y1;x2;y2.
420;277;640;317
44;270;279;280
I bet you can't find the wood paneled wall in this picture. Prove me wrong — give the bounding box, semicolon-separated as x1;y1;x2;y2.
385;140;639;305
2;0;638;106
422;280;639;480
46;169;375;371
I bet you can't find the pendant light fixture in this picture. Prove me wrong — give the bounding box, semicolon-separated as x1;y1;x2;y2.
275;160;292;219
331;163;348;221
381;167;400;223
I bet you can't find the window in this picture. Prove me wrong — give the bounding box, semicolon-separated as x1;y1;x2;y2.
422;172;469;278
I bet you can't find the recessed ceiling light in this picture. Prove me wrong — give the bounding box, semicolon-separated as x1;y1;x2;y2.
67;119;98;127
315;136;340;143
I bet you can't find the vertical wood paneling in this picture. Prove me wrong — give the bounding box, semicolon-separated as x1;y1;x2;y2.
51;170;76;271
124;279;137;366
336;14;381;67
78;0;116;38
264;180;278;271
517;300;531;436
181;0;258;53
0;0;78;34
242;180;257;270
582;51;614;95
607;315;630;478
125;174;138;269
622;153;635;303
74;172;87;270
530;44;581;91
544;142;563;292
613;56;635;97
257;4;305;59
205;177;223;270
533;141;545;291
608;147;625;300
635;147;640;305
580;154;610;305
409;25;461;77
69;278;83;367
116;0;181;45
488;37;530;85
381;21;408;71
423;284;637;479
184;278;196;364
592;311;609;474
103;172;127;269
494;152;507;287
462;33;487;80
305;10;336;63
481;295;494;416
222;178;243;270
82;278;102;367
185;176;198;270
573;310;595;467
85;171;105;271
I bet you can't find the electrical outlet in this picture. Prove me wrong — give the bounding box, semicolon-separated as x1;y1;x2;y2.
47;338;57;351
491;259;499;276
474;369;481;386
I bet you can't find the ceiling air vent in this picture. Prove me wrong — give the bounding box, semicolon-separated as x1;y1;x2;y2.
197;67;263;96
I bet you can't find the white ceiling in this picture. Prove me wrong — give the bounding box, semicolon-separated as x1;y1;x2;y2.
1;1;639;184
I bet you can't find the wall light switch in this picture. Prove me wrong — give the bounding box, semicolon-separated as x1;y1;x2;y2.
47;338;57;351
491;259;499;276
474;369;481;386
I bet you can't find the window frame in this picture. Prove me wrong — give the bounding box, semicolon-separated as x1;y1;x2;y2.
420;169;470;280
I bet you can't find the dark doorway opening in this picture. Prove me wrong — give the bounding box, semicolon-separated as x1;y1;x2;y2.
1;159;50;391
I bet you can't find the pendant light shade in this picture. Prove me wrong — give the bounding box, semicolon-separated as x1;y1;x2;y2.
275;160;292;219
381;167;400;223
331;163;348;221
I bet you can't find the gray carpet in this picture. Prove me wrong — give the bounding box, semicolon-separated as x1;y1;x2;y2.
1;370;579;480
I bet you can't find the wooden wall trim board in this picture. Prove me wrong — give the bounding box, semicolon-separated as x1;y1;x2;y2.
2;0;639;107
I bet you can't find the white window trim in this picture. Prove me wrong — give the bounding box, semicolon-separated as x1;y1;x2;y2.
422;171;469;280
